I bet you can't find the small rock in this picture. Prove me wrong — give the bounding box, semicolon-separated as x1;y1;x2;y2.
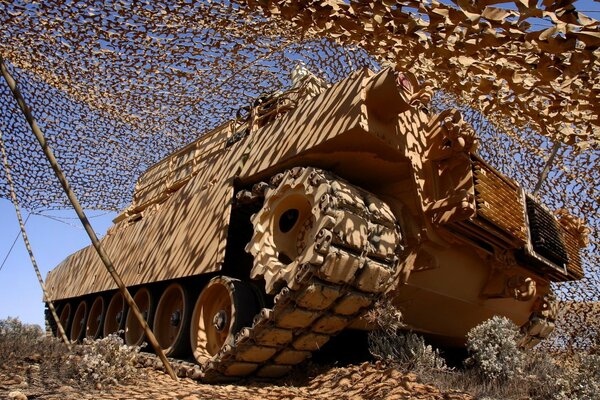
384;368;404;380
337;377;351;388
95;382;102;390
27;364;40;372
57;385;75;393
25;353;42;363
8;390;27;400
187;367;203;380
180;395;201;400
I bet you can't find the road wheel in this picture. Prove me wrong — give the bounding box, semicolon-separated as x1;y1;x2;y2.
86;296;105;339
58;303;72;339
104;291;126;337
125;287;154;346
153;283;190;357
190;276;259;364
70;300;87;342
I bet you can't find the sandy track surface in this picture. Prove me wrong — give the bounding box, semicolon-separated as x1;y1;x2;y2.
2;360;472;400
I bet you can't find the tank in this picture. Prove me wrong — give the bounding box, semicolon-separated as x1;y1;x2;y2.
45;67;588;380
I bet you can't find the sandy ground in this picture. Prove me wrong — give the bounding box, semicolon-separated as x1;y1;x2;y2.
1;359;473;400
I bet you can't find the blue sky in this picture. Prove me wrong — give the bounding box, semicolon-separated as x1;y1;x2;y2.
0;200;116;327
1;0;599;329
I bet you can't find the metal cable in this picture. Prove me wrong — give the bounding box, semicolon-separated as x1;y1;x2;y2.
0;212;30;273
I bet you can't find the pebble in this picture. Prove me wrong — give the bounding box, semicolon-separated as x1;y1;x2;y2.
8;391;27;400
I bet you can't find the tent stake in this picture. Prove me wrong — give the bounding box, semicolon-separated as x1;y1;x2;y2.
0;55;177;380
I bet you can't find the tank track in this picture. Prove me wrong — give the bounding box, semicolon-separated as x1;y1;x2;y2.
192;167;403;382
47;167;403;382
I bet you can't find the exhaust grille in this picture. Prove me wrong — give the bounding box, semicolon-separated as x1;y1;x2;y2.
525;197;569;267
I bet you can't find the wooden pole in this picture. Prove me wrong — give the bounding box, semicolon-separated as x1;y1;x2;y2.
0;55;177;380
0;133;71;349
533;141;560;197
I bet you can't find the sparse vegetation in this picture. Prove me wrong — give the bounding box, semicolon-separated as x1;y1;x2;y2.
366;298;446;373
0;316;69;371
459;316;600;400
1;315;598;399
68;333;142;385
0;317;45;362
464;316;525;381
0;317;141;393
365;303;600;400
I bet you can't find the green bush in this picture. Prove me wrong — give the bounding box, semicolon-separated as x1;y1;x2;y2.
464;316;599;400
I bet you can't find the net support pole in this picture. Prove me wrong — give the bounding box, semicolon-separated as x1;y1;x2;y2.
0;135;71;349
0;55;177;381
533;141;560;197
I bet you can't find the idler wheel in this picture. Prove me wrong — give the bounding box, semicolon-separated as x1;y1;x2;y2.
153;283;190;357
70;300;88;342
104;291;127;337
190;276;259;364
58;303;72;339
86;296;105;339
125;287;154;347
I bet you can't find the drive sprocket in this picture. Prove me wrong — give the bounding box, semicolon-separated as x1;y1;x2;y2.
246;167;402;295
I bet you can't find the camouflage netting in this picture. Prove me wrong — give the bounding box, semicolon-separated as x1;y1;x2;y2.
0;1;598;349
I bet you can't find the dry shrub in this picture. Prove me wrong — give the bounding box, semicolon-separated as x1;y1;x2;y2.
0;317;44;362
551;347;600;400
1;318;142;389
456;316;600;400
0;317;69;367
68;333;142;385
366;298;446;373
464;316;525;381
363;313;600;400
0;317;74;385
364;297;404;335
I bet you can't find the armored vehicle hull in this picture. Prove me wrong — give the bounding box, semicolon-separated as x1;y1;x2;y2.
45;68;586;379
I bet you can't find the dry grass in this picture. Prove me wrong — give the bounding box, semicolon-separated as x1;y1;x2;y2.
0;317;142;392
1;315;597;399
0;317;74;381
365;302;600;400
